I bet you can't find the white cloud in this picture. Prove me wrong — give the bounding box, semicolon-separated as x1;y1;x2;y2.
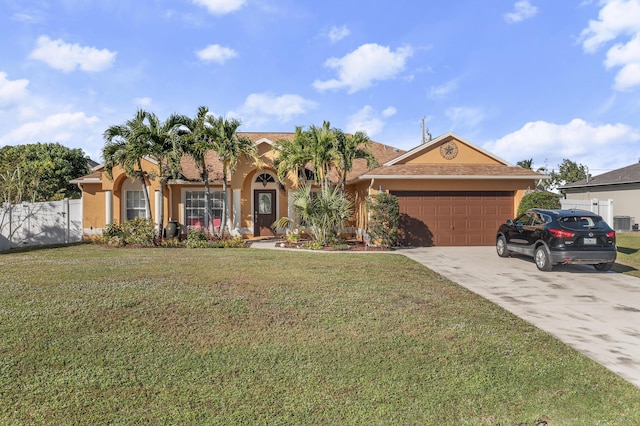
346;105;396;137
0;72;29;107
196;44;238;64
192;0;246;15
484;118;640;172
313;43;413;94
231;93;317;126
29;35;116;73
580;0;640;91
604;33;640;90
445;107;485;129
327;25;350;43
0;112;100;147
504;1;538;23
133;97;153;107
580;0;640;53
11;12;44;24
382;106;397;118
429;79;459;98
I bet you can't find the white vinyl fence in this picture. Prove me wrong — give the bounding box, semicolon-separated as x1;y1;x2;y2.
560;198;614;227
0;199;83;252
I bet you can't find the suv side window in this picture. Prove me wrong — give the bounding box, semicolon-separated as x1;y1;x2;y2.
515;212;533;226
515;211;542;226
531;213;545;226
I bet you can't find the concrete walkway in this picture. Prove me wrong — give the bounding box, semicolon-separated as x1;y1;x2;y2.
251;240;640;388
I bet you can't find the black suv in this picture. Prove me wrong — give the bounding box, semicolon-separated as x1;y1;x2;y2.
496;209;617;271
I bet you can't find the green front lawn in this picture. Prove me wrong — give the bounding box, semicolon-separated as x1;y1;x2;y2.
615;232;640;277
1;245;639;424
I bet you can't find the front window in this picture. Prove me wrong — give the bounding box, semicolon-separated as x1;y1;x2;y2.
126;190;147;220
185;191;223;228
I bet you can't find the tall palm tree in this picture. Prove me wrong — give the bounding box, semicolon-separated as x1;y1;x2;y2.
103;110;152;222
135;111;185;236
274;122;340;191
208;116;260;238
306;121;340;190
332;128;378;190
178;106;217;235
274;126;310;188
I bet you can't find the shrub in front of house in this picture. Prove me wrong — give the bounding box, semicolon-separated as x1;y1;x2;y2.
366;192;399;248
517;191;561;215
121;218;156;246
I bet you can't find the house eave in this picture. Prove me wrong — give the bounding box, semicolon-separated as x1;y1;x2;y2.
356;174;546;181
168;179;226;185
70;178;101;184
561;180;640;190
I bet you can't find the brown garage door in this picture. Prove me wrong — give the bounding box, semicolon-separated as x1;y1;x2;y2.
392;191;514;246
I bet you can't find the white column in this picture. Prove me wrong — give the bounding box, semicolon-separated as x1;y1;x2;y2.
233;189;241;236
105;190;113;225
154;190;161;227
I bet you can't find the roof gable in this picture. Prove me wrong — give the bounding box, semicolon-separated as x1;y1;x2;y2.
385;132;511;166
562;162;640;189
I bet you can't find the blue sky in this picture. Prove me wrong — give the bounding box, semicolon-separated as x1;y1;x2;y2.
1;0;640;175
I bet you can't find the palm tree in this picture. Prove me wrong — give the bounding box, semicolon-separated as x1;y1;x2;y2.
135;111;185;236
178;106;217;235
332;128;378;190
273;121;340;191
208;116;260;238
274;126;310;188
517;158;533;169
103;110;152;223
306;121;340;189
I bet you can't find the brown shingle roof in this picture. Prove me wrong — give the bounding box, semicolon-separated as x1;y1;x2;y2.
177;132;405;183
359;163;547;179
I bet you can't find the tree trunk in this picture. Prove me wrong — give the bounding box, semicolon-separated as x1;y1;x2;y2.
137;160;152;224
203;168;213;237
157;175;166;240
219;170;228;239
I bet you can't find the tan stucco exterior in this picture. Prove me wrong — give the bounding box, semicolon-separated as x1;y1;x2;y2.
72;132;544;244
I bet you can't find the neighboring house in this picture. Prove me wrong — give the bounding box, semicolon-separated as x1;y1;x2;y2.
70;132;543;246
561;162;640;230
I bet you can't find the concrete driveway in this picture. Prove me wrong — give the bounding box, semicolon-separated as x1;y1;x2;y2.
401;246;640;388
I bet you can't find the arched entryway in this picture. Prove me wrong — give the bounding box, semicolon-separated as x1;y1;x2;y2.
253;172;278;237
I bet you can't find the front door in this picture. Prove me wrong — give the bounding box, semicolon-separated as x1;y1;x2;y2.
254;189;276;237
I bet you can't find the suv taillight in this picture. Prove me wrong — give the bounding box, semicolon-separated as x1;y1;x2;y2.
549;228;575;239
607;230;616;239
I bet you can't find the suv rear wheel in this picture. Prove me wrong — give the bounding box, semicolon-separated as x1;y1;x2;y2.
535;245;553;271
594;262;614;272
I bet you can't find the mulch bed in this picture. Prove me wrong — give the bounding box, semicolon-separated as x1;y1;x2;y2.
272;241;391;252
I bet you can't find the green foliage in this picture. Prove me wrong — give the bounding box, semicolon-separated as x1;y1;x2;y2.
274;183;353;246
517;191;561;215
331;243;350;251
273;121;377;190
550;158;590;188
158;238;183;248
366;192;400;248
0;143;90;203
104;223;123;239
302;240;324;250
186;234;246;249
120;218;156;246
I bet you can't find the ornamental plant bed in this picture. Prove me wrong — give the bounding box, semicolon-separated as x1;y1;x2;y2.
274;240;391;251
